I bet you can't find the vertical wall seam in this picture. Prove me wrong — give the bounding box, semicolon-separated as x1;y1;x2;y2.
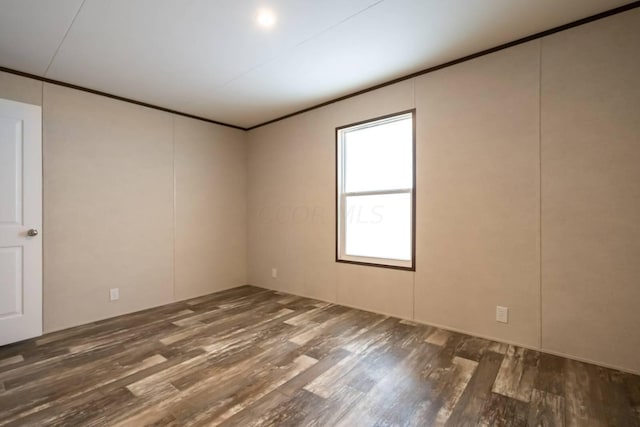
245;131;250;286
41;81;45;331
412;252;416;318
412;77;416;321
172;115;176;302
538;39;543;350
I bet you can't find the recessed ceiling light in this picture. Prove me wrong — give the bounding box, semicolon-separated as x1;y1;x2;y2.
256;8;276;29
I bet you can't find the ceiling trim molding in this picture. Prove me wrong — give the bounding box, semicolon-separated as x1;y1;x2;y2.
247;0;640;130
0;66;247;131
1;1;638;131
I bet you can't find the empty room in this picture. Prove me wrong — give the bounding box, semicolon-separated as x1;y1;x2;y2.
0;1;639;425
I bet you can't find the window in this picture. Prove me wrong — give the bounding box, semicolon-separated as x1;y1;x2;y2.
336;110;415;270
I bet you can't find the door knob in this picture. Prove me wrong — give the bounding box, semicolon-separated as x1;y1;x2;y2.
27;229;38;237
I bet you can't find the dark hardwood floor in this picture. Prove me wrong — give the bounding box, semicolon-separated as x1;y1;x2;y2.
0;285;638;426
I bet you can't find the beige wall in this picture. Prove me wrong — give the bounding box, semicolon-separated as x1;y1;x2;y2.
247;9;640;373
0;72;248;332
414;40;541;349
174;116;247;301
0;72;42;106
540;10;640;374
43;84;175;331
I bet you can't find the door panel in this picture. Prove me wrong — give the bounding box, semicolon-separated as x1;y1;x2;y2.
0;117;22;225
0;98;42;346
0;246;22;318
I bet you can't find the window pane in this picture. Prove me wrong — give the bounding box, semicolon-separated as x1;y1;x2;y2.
344;117;412;193
345;193;411;261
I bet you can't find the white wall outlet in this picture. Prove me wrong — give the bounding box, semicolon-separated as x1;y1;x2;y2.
496;306;509;323
110;288;120;301
271;268;277;279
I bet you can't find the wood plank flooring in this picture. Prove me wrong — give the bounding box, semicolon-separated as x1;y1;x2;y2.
1;285;638;426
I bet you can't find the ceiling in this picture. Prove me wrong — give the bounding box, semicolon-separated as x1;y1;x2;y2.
0;0;635;128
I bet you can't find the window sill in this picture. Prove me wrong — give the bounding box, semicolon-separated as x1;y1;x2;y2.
336;258;415;272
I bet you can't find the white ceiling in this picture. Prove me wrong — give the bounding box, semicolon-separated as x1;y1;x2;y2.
0;0;635;128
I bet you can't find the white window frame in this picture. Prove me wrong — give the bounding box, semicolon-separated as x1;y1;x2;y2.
336;110;416;271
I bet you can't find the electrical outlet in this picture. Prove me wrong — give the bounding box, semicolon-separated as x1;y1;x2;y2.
271;268;277;279
110;288;120;301
496;306;508;323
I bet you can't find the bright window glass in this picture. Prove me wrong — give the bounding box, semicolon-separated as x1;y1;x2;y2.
344;119;413;193
344;193;412;260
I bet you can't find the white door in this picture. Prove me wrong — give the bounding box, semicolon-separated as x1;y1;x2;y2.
0;98;42;346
